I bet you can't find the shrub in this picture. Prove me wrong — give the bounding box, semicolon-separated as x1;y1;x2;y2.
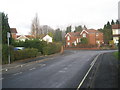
43;42;62;55
2;44;14;64
14;48;38;61
81;38;88;44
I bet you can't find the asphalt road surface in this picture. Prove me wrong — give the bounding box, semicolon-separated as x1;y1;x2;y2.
2;50;117;88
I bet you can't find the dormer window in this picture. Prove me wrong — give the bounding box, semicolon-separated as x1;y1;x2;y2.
83;33;86;37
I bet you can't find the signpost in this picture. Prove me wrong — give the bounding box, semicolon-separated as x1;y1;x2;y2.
7;32;10;64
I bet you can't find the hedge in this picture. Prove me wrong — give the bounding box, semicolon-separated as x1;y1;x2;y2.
43;43;62;55
2;44;14;64
14;48;38;61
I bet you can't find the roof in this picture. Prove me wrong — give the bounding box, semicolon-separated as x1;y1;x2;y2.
86;29;102;33
10;28;17;33
112;24;120;29
67;32;80;37
80;29;102;35
17;35;35;38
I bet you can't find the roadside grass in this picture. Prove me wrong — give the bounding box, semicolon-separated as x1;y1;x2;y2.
113;51;120;60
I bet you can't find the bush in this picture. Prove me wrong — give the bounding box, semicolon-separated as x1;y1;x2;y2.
2;44;14;64
14;48;38;61
43;43;62;55
13;39;47;53
81;38;88;44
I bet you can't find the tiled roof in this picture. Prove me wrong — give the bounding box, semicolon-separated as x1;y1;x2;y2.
68;32;80;36
17;35;35;38
10;28;17;33
112;24;120;29
86;29;102;33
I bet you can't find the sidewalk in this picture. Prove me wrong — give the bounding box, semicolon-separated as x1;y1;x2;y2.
1;52;61;71
92;52;118;88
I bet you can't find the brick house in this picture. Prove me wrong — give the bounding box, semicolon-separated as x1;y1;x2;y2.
65;32;81;47
112;24;120;45
10;28;17;39
65;29;103;47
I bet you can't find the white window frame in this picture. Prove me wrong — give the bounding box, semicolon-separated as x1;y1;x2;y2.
67;36;70;40
68;42;70;45
83;33;86;37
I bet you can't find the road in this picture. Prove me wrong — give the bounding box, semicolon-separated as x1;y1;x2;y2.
2;50;117;88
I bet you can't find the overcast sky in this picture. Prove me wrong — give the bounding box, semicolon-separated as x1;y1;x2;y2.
1;0;120;35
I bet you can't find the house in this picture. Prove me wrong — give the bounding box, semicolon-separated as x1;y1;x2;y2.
16;35;35;41
112;24;120;45
10;28;17;39
80;29;103;45
42;34;52;43
65;32;81;47
65;29;103;47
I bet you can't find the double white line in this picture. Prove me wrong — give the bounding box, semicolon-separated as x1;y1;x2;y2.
77;53;101;90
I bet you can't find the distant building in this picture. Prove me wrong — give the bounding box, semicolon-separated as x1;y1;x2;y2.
42;34;52;43
10;28;17;39
65;29;103;47
112;24;120;45
16;35;35;41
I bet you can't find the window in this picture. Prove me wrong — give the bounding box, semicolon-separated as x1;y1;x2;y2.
67;36;70;40
83;33;86;37
77;38;79;43
96;33;99;36
68;42;70;45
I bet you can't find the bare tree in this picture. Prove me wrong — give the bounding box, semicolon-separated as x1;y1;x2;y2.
30;13;41;38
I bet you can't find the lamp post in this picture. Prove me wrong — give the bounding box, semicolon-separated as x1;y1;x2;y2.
7;32;10;64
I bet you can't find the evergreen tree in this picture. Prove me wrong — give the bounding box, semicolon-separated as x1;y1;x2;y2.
111;20;115;25
83;25;87;30
74;25;83;32
2;13;12;45
116;20;120;24
53;28;62;42
65;25;71;34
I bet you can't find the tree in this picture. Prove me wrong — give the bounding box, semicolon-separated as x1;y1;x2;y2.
116;20;120;24
53;28;62;42
111;20;115;25
74;25;83;32
30;13;41;38
83;25;87;30
102;21;113;44
65;25;71;34
2;12;12;45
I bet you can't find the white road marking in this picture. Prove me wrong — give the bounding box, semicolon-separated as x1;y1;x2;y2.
29;68;36;71
77;54;101;90
5;69;8;72
13;72;22;76
41;64;46;67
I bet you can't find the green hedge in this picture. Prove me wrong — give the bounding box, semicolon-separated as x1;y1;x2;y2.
14;48;38;60
2;44;14;64
43;43;62;55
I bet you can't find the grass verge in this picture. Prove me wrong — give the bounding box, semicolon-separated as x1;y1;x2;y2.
113;51;120;60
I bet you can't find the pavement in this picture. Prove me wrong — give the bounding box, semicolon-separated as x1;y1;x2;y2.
91;52;118;88
1;50;118;88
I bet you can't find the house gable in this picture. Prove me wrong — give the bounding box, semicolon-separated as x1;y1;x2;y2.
65;33;71;37
80;30;89;35
42;35;52;43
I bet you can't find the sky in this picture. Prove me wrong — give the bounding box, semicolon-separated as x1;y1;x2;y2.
1;0;120;35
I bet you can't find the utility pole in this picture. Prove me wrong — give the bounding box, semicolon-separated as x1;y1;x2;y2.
7;32;10;64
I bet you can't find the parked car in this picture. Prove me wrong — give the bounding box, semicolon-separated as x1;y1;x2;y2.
14;47;25;51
